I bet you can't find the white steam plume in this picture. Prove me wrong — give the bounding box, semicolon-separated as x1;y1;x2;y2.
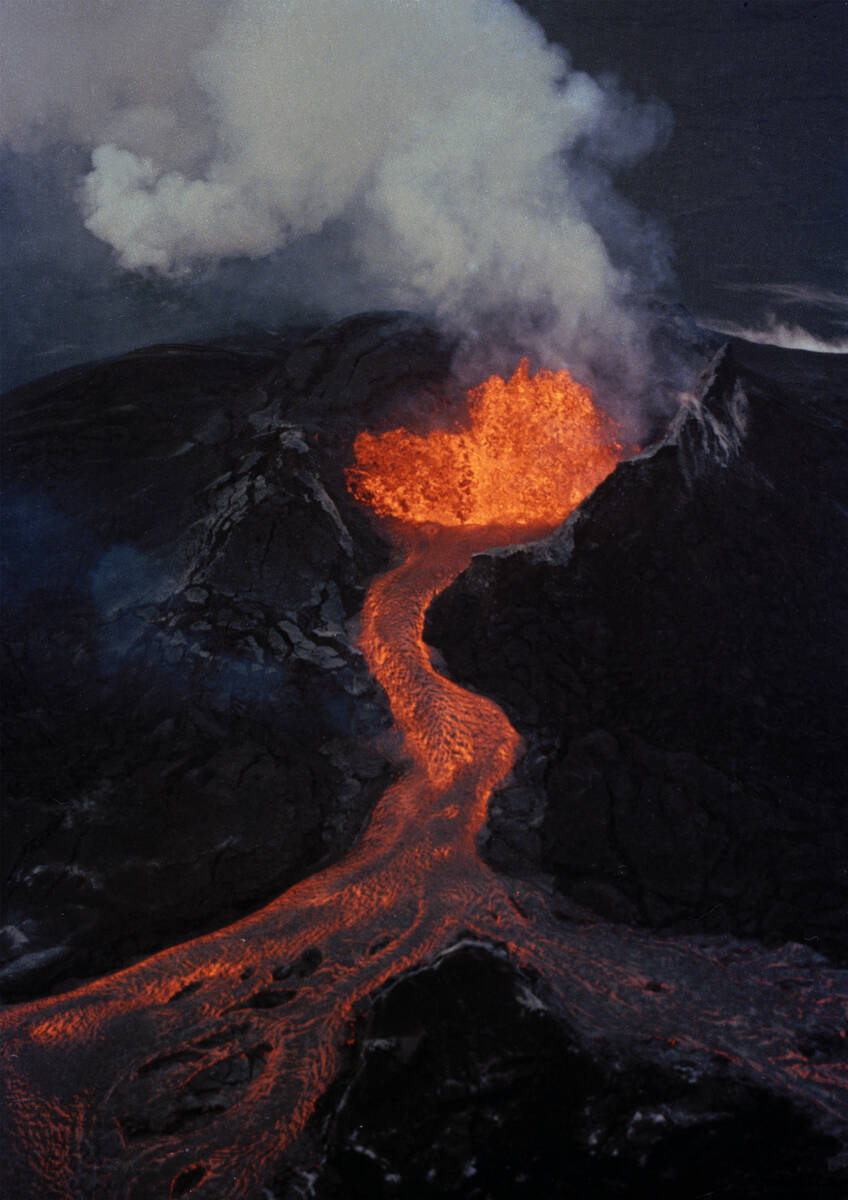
0;1;224;166
702;316;848;355
2;0;673;393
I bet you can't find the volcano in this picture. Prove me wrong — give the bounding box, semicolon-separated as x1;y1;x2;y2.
1;313;847;1198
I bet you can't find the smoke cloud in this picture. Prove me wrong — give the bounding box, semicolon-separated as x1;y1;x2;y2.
702;316;848;356
704;285;848;354
2;0;673;396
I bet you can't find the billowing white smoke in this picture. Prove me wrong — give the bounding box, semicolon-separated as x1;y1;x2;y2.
2;0;672;393
0;1;225;160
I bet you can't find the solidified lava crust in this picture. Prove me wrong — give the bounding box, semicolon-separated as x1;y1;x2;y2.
1;320;846;1198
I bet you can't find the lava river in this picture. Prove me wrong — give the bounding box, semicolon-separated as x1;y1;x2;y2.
1;364;847;1198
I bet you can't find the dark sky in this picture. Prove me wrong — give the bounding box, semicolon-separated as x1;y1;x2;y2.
523;0;848;337
1;0;846;391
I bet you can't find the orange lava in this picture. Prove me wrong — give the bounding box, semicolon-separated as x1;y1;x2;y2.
352;361;623;808
1;364;846;1198
347;359;623;526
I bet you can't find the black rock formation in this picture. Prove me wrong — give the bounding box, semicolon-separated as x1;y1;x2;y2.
1;314;846;1198
427;340;848;962
1;313;453;998
275;944;844;1199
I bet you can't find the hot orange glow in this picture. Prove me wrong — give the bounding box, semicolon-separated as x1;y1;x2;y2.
351;361;622;805
347;359;623;527
1;364;846;1200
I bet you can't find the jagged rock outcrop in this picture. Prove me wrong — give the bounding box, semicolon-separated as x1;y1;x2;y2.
273;944;844;1199
427;342;848;961
1;313;456;998
4;319;846;993
2;317;847;1198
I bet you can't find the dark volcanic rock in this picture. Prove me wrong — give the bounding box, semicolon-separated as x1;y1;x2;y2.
274;945;844;1199
0;313;457;999
427;343;848;961
2;317;847;1199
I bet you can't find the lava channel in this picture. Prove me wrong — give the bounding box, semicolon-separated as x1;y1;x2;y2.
1;362;846;1199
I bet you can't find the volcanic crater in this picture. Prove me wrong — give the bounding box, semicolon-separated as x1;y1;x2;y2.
1;312;847;1199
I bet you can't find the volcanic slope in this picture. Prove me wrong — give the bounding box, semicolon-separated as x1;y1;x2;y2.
429;340;848;961
1;314;448;999
1;317;846;1198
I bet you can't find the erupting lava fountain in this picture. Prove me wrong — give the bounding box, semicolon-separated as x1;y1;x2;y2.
347;358;625;817
2;361;846;1200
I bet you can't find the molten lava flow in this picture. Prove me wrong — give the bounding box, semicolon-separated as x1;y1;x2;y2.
1;364;847;1200
359;524;522;800
351;361;623;818
347;359;623;526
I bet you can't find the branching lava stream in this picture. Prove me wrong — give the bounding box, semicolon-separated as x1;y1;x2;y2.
1;363;846;1198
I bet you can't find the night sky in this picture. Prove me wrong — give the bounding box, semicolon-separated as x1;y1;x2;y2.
1;1;846;387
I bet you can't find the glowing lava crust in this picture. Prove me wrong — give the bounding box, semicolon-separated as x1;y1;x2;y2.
1;363;846;1199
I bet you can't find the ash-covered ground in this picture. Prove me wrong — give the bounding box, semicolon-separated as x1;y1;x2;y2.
1;313;846;1197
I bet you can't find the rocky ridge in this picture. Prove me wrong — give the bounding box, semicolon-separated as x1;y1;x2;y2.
1;316;846;1198
1;313;454;998
427;340;848;961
